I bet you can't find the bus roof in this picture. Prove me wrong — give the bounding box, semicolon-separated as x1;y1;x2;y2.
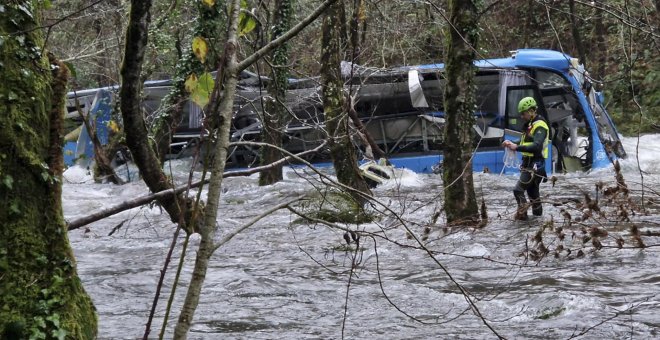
410;49;574;73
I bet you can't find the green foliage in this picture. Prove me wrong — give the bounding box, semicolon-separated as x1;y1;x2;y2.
40;0;658;137
238;0;257;37
605;57;660;135
39;0;52;10
184;71;214;108
1;2;97;337
2;174;13;189
9;201;21;215
192;36;209;63
26;267;68;339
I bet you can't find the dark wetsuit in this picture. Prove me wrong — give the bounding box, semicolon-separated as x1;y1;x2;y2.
514;115;549;217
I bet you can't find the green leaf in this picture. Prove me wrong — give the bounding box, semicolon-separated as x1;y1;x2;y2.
2;175;13;189
30;328;47;340
192;36;208;64
52;275;64;286
9;201;20;214
188;72;214;108
46;313;60;328
36;255;48;265
190;89;210;109
238;11;257;37
34;316;46;328
184;73;198;94
197;72;214;94
52;329;67;340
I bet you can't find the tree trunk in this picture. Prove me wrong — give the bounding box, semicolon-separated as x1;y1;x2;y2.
442;0;480;225
321;1;372;204
593;6;608;83
0;3;96;337
120;0;198;233
523;0;535;48
569;0;588;66
345;0;386;160
348;104;386;160
152;2;225;163
338;0;349;49
173;0;242;335
259;0;293;186
170;2;340;337
349;0;364;64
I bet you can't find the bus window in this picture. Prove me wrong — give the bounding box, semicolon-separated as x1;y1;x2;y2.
504;86;546;133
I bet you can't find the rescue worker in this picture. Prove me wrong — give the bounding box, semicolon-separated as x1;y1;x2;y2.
502;97;549;220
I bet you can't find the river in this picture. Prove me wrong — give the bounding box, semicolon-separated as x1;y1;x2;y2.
63;135;660;339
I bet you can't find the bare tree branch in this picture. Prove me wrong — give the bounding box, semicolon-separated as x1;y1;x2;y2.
66;141;327;230
237;0;339;73
211;196;306;253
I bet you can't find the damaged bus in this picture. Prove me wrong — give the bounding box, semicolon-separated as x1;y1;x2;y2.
65;49;626;176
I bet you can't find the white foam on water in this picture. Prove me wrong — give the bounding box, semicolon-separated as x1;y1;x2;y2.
379;167;427;190
620;135;660;174
457;243;491;257
63;165;94;183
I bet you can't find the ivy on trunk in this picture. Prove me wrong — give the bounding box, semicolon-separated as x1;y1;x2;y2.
0;2;97;337
320;1;372;205
442;0;480;225
259;0;294;186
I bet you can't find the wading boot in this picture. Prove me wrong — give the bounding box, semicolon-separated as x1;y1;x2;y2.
514;192;529;221
531;198;542;216
514;205;529;221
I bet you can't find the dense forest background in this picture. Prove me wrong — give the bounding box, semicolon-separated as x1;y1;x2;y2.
2;1;657;338
44;0;659;134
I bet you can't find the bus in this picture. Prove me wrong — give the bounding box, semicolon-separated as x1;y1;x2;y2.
65;49;626;176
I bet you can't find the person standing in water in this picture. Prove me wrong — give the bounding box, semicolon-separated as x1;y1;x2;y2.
502;97;549;220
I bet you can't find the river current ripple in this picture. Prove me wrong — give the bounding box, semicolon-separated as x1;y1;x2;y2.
64;135;660;339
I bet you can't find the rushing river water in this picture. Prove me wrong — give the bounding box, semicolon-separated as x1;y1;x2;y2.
63;135;660;339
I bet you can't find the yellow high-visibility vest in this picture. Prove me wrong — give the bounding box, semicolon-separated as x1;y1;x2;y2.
519;118;549;158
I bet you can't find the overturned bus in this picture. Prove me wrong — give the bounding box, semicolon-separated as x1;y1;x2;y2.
64;49;626;175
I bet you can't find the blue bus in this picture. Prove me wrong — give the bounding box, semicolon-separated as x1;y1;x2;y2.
65;49;626;175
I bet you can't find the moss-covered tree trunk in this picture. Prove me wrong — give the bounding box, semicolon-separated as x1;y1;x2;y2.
0;2;97;338
320;1;372;204
259;0;293;186
152;1;225;163
442;0;479;225
120;0;199;233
